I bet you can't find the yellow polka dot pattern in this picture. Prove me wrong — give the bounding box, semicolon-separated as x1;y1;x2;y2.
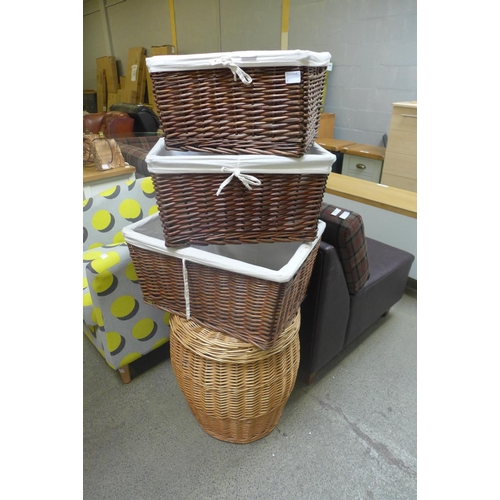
87;242;104;250
99;186;120;199
110;295;139;320
125;262;138;282
89;251;121;274
92;210;115;232
106;331;125;355
83;291;92;307
113;232;125;244
119;199;142;222
92;271;118;296
83;177;171;375
83;250;103;263
141;177;155;195
163;312;171;325
132;318;158;341
93;307;104;327
153;337;170;350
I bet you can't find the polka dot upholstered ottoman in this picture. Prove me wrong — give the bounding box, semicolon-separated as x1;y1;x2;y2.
83;177;170;383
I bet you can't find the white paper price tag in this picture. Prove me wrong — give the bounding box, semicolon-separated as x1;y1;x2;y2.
331;208;342;216
340;211;350;219
285;71;301;84
101;164;109;170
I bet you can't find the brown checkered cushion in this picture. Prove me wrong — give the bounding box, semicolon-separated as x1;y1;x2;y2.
319;203;370;294
115;136;160;177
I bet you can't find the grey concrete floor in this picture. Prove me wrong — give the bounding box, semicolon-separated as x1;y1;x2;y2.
83;290;417;500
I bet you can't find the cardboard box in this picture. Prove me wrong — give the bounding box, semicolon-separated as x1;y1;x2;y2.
147;45;176;111
117;77;127;103
124;47;147;104
107;92;120;108
317;113;335;139
96;69;107;112
151;44;176;55
96;56;119;93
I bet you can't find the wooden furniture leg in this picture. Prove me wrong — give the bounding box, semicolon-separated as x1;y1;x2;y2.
118;365;131;384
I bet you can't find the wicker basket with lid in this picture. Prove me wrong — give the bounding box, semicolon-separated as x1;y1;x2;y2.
147;50;331;158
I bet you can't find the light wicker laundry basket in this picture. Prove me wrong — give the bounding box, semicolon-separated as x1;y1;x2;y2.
169;311;301;443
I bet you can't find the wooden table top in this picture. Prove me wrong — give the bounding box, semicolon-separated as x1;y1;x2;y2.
316;138;357;152
83;164;136;183
341;144;386;160
325;173;417;218
393;101;417;109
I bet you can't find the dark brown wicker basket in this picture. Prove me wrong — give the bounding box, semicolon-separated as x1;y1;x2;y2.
151;171;328;246
150;65;328;158
126;228;321;350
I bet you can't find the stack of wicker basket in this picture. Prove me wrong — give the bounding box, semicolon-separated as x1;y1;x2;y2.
123;49;335;443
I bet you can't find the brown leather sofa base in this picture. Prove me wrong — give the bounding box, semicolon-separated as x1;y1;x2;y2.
299;204;414;384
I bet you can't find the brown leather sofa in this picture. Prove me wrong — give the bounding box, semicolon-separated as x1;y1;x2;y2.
109;103;161;133
299;202;414;384
83;105;162;176
83;111;134;137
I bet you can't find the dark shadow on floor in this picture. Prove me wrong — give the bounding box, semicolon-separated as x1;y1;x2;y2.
127;341;171;381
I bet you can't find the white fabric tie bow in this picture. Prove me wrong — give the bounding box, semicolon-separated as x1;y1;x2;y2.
216;167;262;196
212;57;253;85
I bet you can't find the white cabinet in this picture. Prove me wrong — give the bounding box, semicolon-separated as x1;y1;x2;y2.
83;165;136;199
341;144;386;183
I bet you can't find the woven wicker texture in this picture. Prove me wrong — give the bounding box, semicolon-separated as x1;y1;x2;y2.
150;66;327;157
127;237;319;350
151;172;328;246
169;311;300;443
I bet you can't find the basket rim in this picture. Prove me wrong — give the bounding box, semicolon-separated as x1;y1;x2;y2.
147;49;331;73
145;138;335;174
124;215;325;283
170;311;300;363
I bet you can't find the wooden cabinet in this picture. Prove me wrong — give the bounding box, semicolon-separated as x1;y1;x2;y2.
341;144;386;183
317;113;335;138
381;101;417;192
316;138;356;174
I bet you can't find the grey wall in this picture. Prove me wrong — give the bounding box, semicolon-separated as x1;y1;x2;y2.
175;0;220;54
83;0;417;146
83;0;173;86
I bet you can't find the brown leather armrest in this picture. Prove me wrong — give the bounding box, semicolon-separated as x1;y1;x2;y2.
101;112;134;137
83;113;105;134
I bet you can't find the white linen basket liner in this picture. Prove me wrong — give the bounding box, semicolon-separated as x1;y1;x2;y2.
146;49;331;73
146;138;335;175
123;215;325;284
